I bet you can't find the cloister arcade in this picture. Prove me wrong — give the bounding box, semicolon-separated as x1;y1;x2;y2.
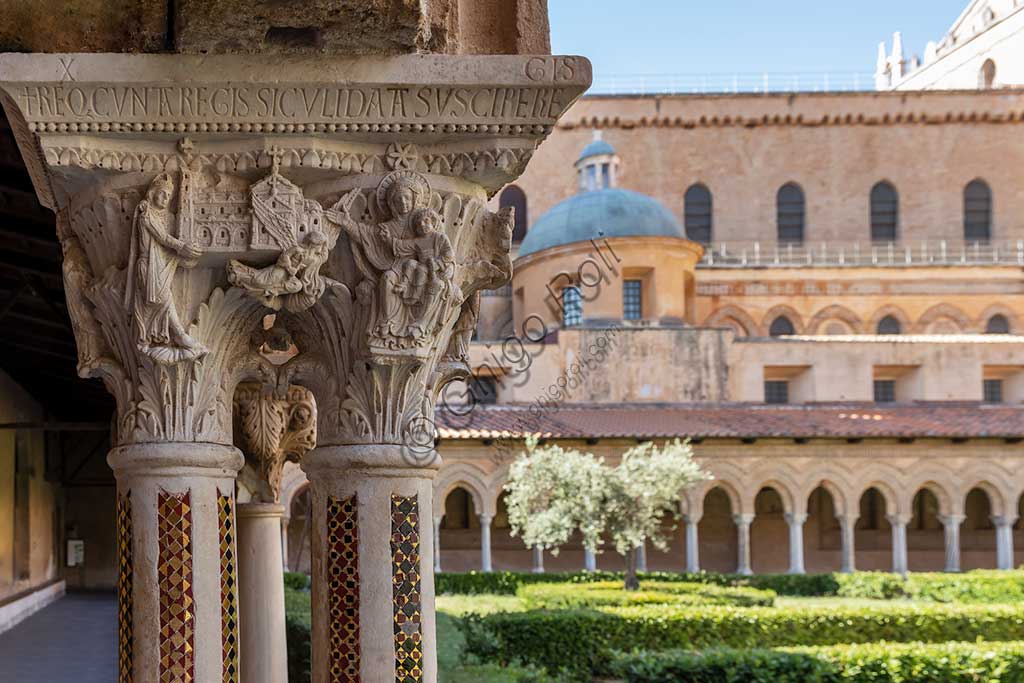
277;444;1024;577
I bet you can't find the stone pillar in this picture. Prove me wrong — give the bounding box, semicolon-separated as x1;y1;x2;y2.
636;544;648;573
888;514;911;575
0;52;589;683
532;546;546;573
584;547;597;572
734;513;754;576
786;513;807;575
281;516;291;572
237;503;288;683
433;516;444;574
479;514;493;572
838;515;858;574
110;443;243;682
994;516;1017;570
684;515;701;573
234;385;317;683
940;514;965;573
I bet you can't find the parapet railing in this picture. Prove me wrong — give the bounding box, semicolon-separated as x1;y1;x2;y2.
699;240;1024;268
588;72;877;96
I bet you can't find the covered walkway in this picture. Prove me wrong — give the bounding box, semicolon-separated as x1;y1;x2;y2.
0;594;114;683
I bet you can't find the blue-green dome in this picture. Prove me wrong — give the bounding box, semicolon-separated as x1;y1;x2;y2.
518;188;686;258
577;138;615;161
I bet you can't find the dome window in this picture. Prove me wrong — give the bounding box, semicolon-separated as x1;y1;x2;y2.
499;185;528;243
623;280;643;321
562;286;583;327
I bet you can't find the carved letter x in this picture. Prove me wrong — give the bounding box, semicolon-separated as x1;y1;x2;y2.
59;58;75;81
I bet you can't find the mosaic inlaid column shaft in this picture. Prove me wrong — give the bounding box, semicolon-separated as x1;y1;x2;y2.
109;443;244;683
303;446;439;683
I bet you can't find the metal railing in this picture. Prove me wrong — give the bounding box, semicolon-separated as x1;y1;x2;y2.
699;239;1024;268
588;72;876;96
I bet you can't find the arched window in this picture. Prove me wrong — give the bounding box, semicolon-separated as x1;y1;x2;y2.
964;179;992;243
777;183;805;244
876;315;902;335
986;314;1011;334
562;286;582;328
870;181;898;243
684;183;713;244
499;185;528;243
769;315;795;336
980;59;997;89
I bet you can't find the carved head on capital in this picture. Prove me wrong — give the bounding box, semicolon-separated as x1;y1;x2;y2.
411;207;442;237
377;170;429;220
147;172;175;210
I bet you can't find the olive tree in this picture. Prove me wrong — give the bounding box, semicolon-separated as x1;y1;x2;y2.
504;436;708;589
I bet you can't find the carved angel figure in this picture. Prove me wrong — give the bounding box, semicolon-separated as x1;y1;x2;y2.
328;171;459;350
226;230;329;313
124;173;207;364
57;229;106;374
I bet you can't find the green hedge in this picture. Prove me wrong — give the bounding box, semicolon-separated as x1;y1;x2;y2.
439;569;1024;601
284;571;311;591
610;641;1024;683
518;581;775;609
436;570;838;596
285;587;312;683
461;604;1024;679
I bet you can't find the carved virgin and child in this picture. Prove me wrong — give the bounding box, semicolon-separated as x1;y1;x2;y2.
327;171;459;350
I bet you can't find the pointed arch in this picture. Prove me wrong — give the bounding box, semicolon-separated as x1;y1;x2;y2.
761;305;805;336
799;467;856;517
869;305;912;336
434;463;493;518
807;305;864;335
960;474;1010;519
750;477;798;515
693;478;744;518
279;462;311;514
915;303;973;334
704;305;759;337
978;304;1017;335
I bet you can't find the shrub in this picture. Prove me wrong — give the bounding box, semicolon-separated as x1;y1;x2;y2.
518;581;775;609
610;641;1024;683
285;617;311;683
436;570;837;596
284;571;311;591
461;603;1024;679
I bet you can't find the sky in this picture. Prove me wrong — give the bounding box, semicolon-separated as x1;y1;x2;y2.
550;0;971;91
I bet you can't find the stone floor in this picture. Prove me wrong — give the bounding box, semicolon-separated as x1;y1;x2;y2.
0;593;115;682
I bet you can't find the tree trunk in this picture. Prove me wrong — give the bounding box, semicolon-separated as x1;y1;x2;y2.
624;547;640;591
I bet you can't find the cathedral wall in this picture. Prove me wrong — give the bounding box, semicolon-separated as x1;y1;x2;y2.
508;90;1024;246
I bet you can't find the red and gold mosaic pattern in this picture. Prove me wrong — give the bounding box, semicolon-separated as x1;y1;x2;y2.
391;495;422;683
117;491;133;683
327;495;360;682
157;490;195;683
218;491;239;683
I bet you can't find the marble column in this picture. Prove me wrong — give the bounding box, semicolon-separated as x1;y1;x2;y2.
940;514;965;573
532;546;546;574
734;513;755;576
433;516;444;574
838;514;858;573
786;513;807;575
237;503;288;683
281;516;291;572
479;514;493;572
234;384;316;683
888;514;911;575
636;544;648;573
994;515;1017;570
584;547;598;572
684;515;701;573
0;51;588;683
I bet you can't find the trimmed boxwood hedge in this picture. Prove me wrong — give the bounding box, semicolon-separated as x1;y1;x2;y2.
438;569;1024;601
610;641;1024;683
519;581;776;609
460;604;1024;679
436;570;839;596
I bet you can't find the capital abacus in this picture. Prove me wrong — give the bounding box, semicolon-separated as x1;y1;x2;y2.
19;84;573;123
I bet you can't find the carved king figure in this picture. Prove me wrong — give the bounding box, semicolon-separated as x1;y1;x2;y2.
124;172;207;364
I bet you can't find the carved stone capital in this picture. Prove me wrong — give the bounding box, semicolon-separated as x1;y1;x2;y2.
234;383;317;503
0;53;590;452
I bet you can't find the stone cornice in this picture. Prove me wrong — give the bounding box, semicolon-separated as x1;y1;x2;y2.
557;89;1024;132
0;53;591;209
